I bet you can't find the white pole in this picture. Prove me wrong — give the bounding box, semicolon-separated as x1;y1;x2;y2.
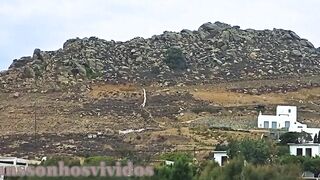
141;88;146;108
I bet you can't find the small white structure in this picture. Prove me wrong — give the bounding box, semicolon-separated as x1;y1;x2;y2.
213;151;228;166
165;160;174;166
0;157;28;180
257;105;320;137
0;157;30;167
289;143;320;157
0;157;41;180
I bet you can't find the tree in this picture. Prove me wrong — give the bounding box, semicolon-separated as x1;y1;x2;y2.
215;143;229;151
255;105;266;114
227;139;271;165
164;47;187;71
154;155;193;180
240;139;271;164
279;132;312;145
170;156;193;180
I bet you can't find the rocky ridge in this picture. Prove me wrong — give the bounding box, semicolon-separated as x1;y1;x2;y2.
1;21;320;92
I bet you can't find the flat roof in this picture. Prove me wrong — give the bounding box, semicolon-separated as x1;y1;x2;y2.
213;151;227;153
288;143;320;146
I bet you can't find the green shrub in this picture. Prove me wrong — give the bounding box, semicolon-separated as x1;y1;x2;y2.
303;157;320;176
84;156;115;166
159;152;193;162
191;106;221;114
276;145;290;156
164;47;187;70
42;156;80;166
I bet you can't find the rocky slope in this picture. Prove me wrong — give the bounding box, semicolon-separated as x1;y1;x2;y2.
0;22;320;159
1;21;320;93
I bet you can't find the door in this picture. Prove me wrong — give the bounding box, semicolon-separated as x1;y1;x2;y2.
264;121;269;128
221;156;228;166
297;148;303;156
306;148;312;157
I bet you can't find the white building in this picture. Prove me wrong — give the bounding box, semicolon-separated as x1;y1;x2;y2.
0;157;41;180
257;105;320;137
289;143;320;157
213;151;228;166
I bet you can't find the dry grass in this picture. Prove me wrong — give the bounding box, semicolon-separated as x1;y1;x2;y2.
88;83;138;98
191;87;320;106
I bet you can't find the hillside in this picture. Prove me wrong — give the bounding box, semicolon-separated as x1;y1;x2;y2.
0;21;319;160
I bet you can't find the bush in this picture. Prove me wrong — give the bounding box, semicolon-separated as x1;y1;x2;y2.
154;154;194;180
191;106;221;114
42;156;80;166
164;47;187;70
276;145;290;156
159;152;193;162
303;157;320;176
84;156;115;166
197;158;301;180
227;139;271;165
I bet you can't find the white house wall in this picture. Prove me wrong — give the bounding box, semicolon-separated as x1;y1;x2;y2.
257;115;294;129
289;145;320;157
276;106;297;121
213;152;228;166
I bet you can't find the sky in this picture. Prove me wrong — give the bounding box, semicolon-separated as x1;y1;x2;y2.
0;0;319;70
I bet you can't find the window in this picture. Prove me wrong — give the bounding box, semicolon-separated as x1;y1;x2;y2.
298;126;303;128
264;121;269;128
297;148;303;156
306;148;312;157
0;161;14;165
272;121;277;129
16;162;27;166
288;109;291;113
285;121;290;128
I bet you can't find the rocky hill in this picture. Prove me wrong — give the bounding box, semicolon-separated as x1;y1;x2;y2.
0;22;320;159
1;21;320;93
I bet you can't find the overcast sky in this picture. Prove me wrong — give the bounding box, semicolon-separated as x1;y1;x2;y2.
0;0;319;70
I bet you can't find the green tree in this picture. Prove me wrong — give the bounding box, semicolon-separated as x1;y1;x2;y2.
227;139;271;165
279;132;312;145
196;161;220;180
154;155;193;180
170;156;193;180
279;132;300;144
